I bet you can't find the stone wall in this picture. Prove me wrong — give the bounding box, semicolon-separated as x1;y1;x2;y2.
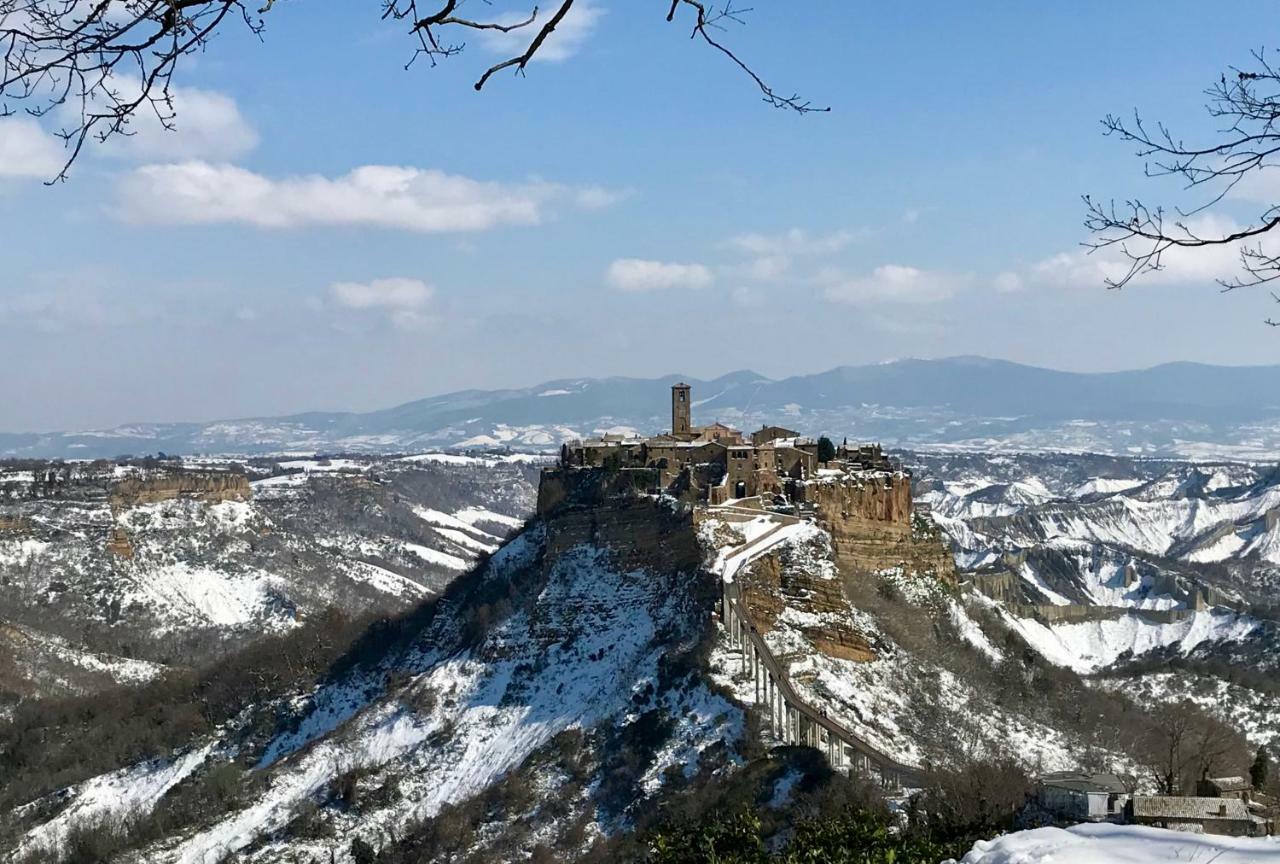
109;472;251;511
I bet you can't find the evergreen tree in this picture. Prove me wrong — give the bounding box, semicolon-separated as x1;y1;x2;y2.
351;837;377;864
817;436;836;464
1251;745;1271;790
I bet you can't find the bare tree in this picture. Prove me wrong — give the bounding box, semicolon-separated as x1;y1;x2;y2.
1139;701;1245;795
0;0;826;182
1084;48;1280;322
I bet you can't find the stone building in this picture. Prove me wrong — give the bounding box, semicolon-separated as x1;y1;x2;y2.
1127;795;1267;836
1036;771;1131;822
671;382;692;438
557;384;900;507
1197;776;1254;800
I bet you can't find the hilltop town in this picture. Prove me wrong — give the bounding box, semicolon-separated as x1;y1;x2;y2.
553;383;900;509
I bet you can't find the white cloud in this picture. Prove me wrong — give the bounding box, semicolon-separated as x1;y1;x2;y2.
331;277;432;310
329;277;436;331
117;162;611;232
722;228;863;285
993;271;1024;293
721;253;788;284
478;1;603;63
729;285;765;307
1225;167;1280;204
1031;215;1253;289
0;118;64;178
725;228;862;257
0;289;161;333
606;258;713;293
821;264;965;305
107;85;258;161
574;185;627;209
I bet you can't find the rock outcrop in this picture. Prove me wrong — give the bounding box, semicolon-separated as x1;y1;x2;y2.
106;527;134;559
808;474;955;583
739;552;876;662
808;474;913;574
109;472;251;511
540;469;702;575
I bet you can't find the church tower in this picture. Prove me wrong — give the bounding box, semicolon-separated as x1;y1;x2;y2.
671;382;692;437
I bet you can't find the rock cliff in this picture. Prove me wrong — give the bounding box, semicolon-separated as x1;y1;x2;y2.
108;472;251;511
738;549;876;662
539;468;703;575
808;473;956;583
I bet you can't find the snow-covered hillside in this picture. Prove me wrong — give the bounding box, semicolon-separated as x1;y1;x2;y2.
912;451;1280;759
4;494;743;864
0;454;540;702
5;450;1278;864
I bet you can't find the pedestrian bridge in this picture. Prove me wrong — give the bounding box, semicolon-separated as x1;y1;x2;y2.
707;503;923;789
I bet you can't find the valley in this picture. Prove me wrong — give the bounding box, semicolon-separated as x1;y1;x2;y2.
0;454;539;705
1;442;1278;862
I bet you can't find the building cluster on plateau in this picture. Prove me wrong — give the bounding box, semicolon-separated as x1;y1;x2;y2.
559;383;899;505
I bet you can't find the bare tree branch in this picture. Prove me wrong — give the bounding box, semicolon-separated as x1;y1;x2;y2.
668;0;828;114
474;0;574;91
1085;47;1280;315
1;0;826;181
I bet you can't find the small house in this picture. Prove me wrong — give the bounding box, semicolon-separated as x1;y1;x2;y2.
1127;795;1264;837
1037;771;1130;822
1197;776;1253;800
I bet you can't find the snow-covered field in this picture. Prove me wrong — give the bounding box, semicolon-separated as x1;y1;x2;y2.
955;823;1280;863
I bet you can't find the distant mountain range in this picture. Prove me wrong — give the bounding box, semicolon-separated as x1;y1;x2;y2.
5;356;1280;459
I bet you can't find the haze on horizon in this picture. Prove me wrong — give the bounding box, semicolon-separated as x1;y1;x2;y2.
2;2;1279;432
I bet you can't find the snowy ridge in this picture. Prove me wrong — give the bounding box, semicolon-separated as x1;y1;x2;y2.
998;606;1260;674
915;453;1280;676
23;513;739;863
16;744;217;859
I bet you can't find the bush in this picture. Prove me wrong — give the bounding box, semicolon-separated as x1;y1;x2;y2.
351;837;377;864
645;805;966;864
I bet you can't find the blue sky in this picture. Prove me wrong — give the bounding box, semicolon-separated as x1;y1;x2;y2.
2;1;1278;430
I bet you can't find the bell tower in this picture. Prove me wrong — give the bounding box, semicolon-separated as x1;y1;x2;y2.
671;382;692;437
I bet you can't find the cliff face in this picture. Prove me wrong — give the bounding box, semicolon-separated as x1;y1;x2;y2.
738;550;876;662
536;468;950;673
808;474;912;574
539;468;702;575
109;472;251;511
